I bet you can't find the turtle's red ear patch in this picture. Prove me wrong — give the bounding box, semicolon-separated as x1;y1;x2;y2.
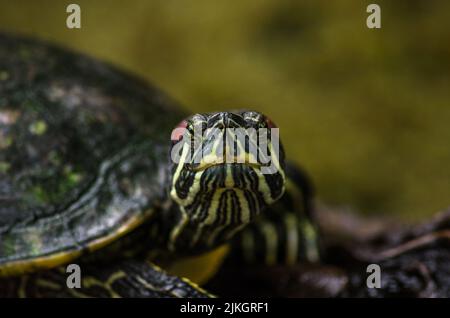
265;117;277;129
171;120;188;142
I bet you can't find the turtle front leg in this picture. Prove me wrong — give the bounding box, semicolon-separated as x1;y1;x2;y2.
229;162;321;265
0;259;212;298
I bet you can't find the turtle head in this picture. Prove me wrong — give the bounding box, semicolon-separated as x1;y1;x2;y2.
168;111;286;247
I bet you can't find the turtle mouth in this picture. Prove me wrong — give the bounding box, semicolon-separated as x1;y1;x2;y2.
189;161;263;172
186;155;266;172
188;162;264;192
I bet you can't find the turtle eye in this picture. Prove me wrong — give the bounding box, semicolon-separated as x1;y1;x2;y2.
171;120;188;142
265;118;277;129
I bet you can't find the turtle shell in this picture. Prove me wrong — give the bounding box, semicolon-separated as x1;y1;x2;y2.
0;33;185;275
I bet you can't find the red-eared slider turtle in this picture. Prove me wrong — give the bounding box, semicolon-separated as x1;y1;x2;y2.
0;33;320;297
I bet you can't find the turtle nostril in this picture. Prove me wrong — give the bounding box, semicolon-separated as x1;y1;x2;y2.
216;121;225;129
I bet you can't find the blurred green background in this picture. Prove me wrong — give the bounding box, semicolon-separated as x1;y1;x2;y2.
0;0;448;220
